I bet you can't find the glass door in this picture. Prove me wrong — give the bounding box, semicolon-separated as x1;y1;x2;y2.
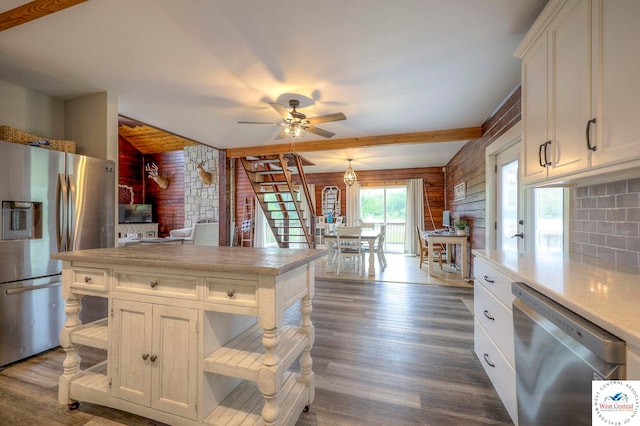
496;143;523;251
359;185;406;253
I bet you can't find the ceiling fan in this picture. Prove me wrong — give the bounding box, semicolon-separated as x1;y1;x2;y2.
238;99;346;139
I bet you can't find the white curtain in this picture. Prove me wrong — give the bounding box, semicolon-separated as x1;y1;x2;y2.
253;197;265;248
404;178;424;254
346;182;361;226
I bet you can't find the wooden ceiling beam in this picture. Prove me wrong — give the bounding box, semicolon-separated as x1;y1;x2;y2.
0;0;88;32
225;126;481;158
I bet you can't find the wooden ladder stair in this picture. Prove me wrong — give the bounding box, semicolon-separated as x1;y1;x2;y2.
239;154;316;248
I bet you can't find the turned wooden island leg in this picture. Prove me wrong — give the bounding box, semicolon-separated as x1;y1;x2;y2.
300;295;315;406
58;293;82;405
260;327;281;425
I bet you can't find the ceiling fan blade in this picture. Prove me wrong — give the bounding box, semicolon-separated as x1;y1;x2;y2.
237;121;281;125
306;125;335;138
268;102;292;119
306;112;346;125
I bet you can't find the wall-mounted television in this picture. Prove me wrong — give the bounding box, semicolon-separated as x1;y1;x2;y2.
118;204;152;223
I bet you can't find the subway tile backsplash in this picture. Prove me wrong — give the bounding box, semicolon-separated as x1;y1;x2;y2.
572;178;640;266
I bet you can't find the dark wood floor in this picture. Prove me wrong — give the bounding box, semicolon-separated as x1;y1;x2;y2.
0;278;512;426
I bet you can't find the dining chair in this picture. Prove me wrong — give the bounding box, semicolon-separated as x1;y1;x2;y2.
336;226;365;275
375;224;387;270
416;227;442;270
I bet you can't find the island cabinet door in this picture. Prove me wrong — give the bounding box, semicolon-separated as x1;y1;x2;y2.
111;300;199;420
111;299;153;406
150;304;198;420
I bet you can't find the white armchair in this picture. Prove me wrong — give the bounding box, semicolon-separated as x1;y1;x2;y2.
170;223;219;246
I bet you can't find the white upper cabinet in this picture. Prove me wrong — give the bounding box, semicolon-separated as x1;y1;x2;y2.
591;1;640;167
517;0;640;185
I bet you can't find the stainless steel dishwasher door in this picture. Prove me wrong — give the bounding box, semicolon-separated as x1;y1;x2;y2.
513;283;625;426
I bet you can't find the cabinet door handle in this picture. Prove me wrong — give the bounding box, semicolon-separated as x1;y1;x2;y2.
150;355;157;362
84;276;92;283
142;353;149;360
543;140;552;166
150;280;158;288
483;353;495;368
483;310;495;321
586;117;597;151
538;142;545;167
483;275;494;284
227;289;235;298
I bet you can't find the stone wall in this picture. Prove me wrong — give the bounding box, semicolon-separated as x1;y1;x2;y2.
184;145;219;227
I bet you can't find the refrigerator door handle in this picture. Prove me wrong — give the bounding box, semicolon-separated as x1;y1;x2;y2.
57;173;68;252
68;173;76;251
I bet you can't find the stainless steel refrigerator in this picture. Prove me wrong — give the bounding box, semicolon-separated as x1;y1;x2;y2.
0;139;115;367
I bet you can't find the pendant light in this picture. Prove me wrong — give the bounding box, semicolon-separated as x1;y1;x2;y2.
343;158;357;187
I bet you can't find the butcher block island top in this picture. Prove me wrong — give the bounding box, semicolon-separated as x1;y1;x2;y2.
52;245;325;426
52;245;327;275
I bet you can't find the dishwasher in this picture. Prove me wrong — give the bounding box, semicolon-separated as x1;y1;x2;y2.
512;282;626;426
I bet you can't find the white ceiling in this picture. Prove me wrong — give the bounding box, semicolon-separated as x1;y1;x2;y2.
0;0;546;173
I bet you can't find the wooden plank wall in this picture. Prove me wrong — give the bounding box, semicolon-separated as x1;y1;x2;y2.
117;136;144;203
117;137;185;238
445;86;521;251
142;150;185;237
233;160;445;245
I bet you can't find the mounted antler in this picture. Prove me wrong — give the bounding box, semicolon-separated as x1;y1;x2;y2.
144;163;169;189
196;161;212;185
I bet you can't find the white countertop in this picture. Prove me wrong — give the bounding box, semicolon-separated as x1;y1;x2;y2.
473;249;640;348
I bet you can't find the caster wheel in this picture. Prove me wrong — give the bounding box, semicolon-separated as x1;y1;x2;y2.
68;401;80;410
303;405;310;413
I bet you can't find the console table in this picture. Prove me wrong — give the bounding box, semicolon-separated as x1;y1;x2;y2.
52;245;325;425
423;231;470;280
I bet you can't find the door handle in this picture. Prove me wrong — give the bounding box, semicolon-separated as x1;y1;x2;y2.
511;232;524;239
543;140;552;166
586;118;597;151
538;142;545;167
483;310;495;321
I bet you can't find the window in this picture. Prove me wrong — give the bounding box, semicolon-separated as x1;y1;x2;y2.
532;187;566;252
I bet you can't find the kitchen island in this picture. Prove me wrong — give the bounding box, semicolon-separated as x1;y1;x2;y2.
52;245;326;426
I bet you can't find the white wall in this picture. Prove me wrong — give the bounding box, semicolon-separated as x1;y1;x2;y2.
64;92;118;161
0;80;64;138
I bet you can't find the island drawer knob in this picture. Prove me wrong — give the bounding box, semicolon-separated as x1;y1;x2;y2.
142;353;149;360
227;289;235;298
150;355;157;362
150;280;159;288
84;276;92;283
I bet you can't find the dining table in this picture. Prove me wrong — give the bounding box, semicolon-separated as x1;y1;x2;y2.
422;230;470;280
324;229;383;276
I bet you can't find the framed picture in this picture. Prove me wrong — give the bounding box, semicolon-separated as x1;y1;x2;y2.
454;182;466;201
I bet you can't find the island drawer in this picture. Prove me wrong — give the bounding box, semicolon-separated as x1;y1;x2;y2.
114;271;198;299
70;267;109;291
204;277;257;307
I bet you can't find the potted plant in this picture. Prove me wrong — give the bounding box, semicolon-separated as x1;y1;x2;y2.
454;219;468;236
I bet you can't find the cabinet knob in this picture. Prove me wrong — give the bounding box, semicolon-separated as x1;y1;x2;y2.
84;276;92;283
150;355;157;362
142;353;149;360
227;289;235;298
150;280;158;288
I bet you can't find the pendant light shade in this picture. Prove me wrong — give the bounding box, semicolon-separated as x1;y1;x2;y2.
343;159;357;187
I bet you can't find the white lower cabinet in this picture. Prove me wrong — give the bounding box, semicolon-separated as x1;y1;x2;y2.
473;257;518;425
111;299;198;420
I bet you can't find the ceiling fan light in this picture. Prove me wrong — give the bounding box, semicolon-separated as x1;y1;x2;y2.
343;159;357;187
